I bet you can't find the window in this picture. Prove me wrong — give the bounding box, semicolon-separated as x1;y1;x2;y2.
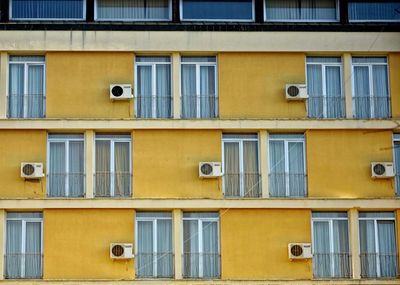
269;134;307;197
10;0;85;20
136;212;173;278
181;0;254;21
95;134;131;197
306;57;344;119
5;213;43;279
47;134;85;197
95;0;171;21
135;56;172;118
265;0;339;21
222;134;261;197
349;1;400;22
394;134;400;196
8;56;45;118
352;57;390;119
359;212;398;278
181;57;218;119
312;212;351;278
183;213;220;279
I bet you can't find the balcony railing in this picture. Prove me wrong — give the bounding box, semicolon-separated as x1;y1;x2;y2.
269;172;307;197
223;173;261;198
308;95;345;119
181;94;218;119
94;172;132;197
183;252;220;279
5;253;43;279
8;94;45;118
313;253;352;278
47;172;85;197
353;95;391;119
135;95;173;119
360;253;399;278
135;252;174;278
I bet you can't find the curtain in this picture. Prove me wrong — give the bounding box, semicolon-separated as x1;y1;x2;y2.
377;221;397;277
69;141;84;197
6;220;22;278
156;64;172;118
183;220;199;277
25;222;42;278
27;65;44;118
307;64;323;118
269;140;286;197
202;221;219;278
359;220;377;277
9;64;24;118
137;221;153;277
243;141;260;197
200;65;216;118
372;65;389;118
326;66;343;118
265;0;337;20
313;221;330;278
349;1;400;21
224;142;240;197
12;0;84;19
157;219;173;277
288;141;305;197
182;0;253;20
332;220;350;278
96;0;170;20
353;66;370;119
95;141;111;197
114;142;130;197
182;65;196;118
137;65;152;118
395;142;400;196
49;142;66;197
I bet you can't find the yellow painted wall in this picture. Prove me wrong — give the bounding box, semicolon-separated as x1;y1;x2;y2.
43;209;135;279
389;53;400;118
307;130;394;198
221;209;312;280
0;130;46;198
46;52;134;118
133;130;222;198
218;53;306;119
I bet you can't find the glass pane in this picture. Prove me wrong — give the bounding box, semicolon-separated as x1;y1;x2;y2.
395;141;400;196
359;220;377;277
137;65;153;118
49;142;66;197
69;141;85;197
27;65;44;118
157;219;173;277
353;66;370;119
181;56;216;63
6;220;22;279
306;57;341;63
183;220;199;277
372;65;389;118
332;220;350;278
313;221;331;278
136;220;154;277
156;64;172;118
307;64;323;118
349;1;400;21
182;0;253;20
199;65;216;118
325;66;344;118
9;64;24;118
137;56;170;62
11;0;84;19
377;221;397;277
114;142;130;197
288;141;305;197
224;142;240;197
181;64;197;118
243;141;260;197
269;140;286;197
202;221;219;278
25;222;42;278
95;140;111;197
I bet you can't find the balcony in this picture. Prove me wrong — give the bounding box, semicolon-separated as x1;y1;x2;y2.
183;252;220;279
5;253;43;279
313;253;352;279
135;252;174;278
8;94;45;118
360;253;399;278
353;95;391;119
181;94;218;119
269;172;307;197
308;95;345;119
223;173;261;198
135;95;173;119
94;171;132;197
47;172;85;197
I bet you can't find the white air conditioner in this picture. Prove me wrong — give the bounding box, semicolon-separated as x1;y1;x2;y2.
288;243;312;260
371;162;395;179
21;162;44;179
110;243;134;259
110;84;133;100
199;162;222;178
285;84;308;100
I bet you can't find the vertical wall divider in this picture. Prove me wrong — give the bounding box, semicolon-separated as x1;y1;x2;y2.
172;53;181;119
173;209;183;279
259;130;269;198
343;53;353;119
348;208;361;279
0;52;8;118
85;130;95;199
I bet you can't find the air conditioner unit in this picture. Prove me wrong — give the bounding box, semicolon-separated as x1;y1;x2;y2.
288;243;312;260
199;162;222;178
285;84;308;100
371;162;395;179
21;162;44;179
110;243;134;259
110;84;133;100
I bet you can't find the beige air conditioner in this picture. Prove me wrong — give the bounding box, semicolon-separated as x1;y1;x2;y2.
288;243;312;260
110;84;133;100
110;243;134;259
21;163;44;179
285;84;308;100
371;162;395;179
199;162;223;178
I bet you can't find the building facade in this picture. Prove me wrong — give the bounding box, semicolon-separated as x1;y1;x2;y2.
0;0;399;284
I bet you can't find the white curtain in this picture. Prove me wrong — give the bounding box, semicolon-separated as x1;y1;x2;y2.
377;221;397;277
332;220;350;278
307;64;323;118
183;220;199;277
202;221;219;278
95;141;111;197
325;66;343;118
313;221;330;278
359;220;377;277
354;66;370;119
49;142;66;197
25;222;42;278
349;1;400;21
288;141;305;197
156;219;173;277
8;64;24;118
156;64;171;118
372;65;389;118
394;141;400;196
265;0;337;20
243;141;260;197
69;141;85;197
137;65;153;118
11;0;84;19
6;220;22;278
223;142;240;197
114;142;130;197
269;140;286;197
181;65;197;118
27;65;44;118
137;221;153;277
200;66;216;119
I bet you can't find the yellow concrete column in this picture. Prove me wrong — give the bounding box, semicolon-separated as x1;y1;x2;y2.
259;130;269;198
0;53;8;118
0;210;5;280
343;53;353;119
173;209;183;279
348;208;361;279
85;130;95;199
172;53;181;119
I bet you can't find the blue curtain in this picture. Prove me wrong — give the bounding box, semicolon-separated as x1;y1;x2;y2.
265;0;337;20
11;0;84;19
349;1;400;21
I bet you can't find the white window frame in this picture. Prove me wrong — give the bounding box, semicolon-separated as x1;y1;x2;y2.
5;213;43;279
9;0;86;21
94;0;172;21
135;213;173;278
305;57;344;118
134;56;172;118
351;57;391;119
94;135;132;197
180;0;255;22
221;134;260;197
263;0;340;22
358;213;397;278
348;1;400;23
393;133;400;196
46;134;85;197
268;134;307;197
311;213;350;278
182;214;220;279
8;56;46;118
180;57;218;119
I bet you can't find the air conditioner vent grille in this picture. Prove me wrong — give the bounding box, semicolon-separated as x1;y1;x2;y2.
201;163;213;175
111;244;125;257
22;164;35;176
290;244;303;257
373;163;386;175
111;86;124;97
287;86;300;97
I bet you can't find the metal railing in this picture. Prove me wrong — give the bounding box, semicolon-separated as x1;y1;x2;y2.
8;94;45;118
5;253;43;279
308;95;345;119
135;95;173;119
223;173;262;198
269;172;307;197
183;252;220;279
360;253;398;278
47;173;85;197
313;253;352;278
135;252;174;278
181;94;218;119
353;95;391;119
94;172;132;197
